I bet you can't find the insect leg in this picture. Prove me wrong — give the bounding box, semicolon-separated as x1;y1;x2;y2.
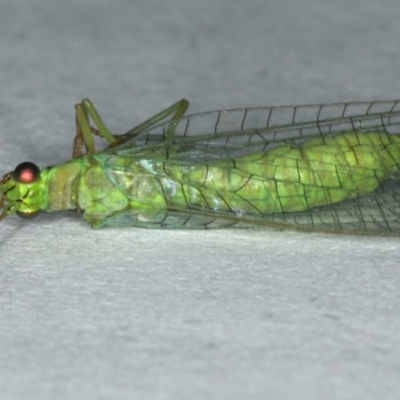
73;99;118;158
119;99;189;142
72;98;189;158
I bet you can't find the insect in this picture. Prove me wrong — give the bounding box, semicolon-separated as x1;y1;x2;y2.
1;98;400;235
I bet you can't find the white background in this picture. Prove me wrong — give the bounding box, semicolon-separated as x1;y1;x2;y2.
1;1;400;399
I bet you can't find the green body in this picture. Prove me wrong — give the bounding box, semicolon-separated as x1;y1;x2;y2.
38;130;400;228
3;98;400;234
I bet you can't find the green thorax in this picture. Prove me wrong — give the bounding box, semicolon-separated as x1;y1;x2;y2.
44;156;129;222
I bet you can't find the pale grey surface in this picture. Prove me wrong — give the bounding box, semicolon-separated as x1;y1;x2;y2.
1;1;400;399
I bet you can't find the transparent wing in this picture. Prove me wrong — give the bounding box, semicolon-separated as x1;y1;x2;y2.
98;208;249;229
111;100;400;159
99;180;400;235
96;100;400;235
265;176;400;236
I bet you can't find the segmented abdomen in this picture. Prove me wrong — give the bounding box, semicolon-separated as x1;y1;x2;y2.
99;131;400;221
162;131;400;214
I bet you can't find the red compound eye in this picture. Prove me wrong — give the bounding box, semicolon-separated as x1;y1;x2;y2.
13;162;40;183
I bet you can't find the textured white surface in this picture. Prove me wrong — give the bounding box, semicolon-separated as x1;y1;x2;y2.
1;1;400;399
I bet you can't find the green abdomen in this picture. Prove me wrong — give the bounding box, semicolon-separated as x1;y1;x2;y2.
162;131;400;214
